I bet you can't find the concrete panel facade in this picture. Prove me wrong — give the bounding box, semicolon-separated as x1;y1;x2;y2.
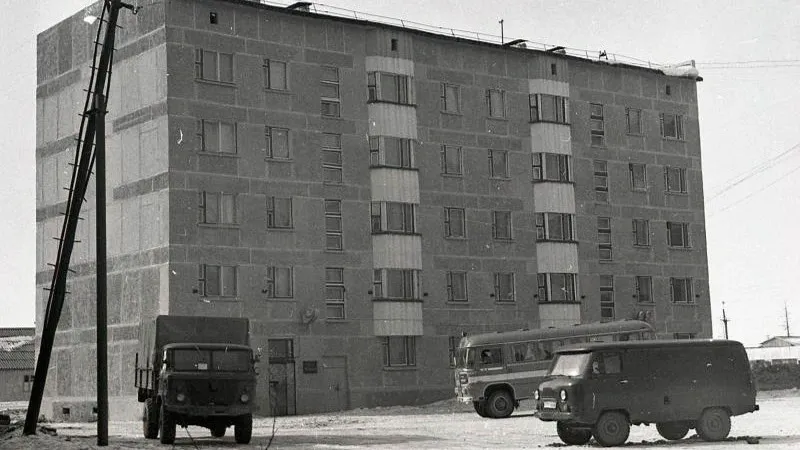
36;0;710;419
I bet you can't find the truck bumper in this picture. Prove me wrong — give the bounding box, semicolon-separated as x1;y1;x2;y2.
165;404;253;417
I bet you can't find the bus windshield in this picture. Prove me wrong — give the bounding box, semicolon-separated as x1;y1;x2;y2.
455;347;475;369
549;353;591;377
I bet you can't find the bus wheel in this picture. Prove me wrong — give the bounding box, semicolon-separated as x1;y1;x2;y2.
697;407;730;441
656;421;689;440
592;411;630;447
473;401;488;417
557;421;591;445
486;390;514;418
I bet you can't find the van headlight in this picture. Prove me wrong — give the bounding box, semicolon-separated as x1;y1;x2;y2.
176;393;186;403
240;393;250;403
533;389;540;401
559;389;567;401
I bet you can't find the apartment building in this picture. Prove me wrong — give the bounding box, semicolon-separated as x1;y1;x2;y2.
35;0;711;419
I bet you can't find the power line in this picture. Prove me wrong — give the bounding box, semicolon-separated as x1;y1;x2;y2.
707;142;800;200
712;163;800;215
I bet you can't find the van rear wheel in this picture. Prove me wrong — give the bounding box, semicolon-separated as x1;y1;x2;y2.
592;411;630;447
486;391;514;418
656;421;689;440
697;407;731;441
473;401;488;417
557;421;592;445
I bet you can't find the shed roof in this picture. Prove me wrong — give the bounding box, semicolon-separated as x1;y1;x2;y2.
0;339;34;370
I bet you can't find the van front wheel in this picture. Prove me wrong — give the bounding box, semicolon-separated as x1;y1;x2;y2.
486;391;514;418
592;411;630;447
473;401;488;417
697;407;730;441
557;421;592;445
656;421;689;440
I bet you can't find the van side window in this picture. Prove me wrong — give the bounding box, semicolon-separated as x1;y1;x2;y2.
479;347;503;366
591;352;623;375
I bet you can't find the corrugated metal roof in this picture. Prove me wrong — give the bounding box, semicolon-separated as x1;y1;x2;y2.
0;327;34;338
0;340;34;371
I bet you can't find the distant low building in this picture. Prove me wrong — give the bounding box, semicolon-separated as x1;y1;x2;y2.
746;336;800;367
0;328;35;402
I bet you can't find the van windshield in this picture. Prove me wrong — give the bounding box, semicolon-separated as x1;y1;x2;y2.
455;348;476;369
549;352;591;377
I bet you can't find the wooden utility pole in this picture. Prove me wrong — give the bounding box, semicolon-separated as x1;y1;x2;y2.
785;301;791;336
721;302;730;339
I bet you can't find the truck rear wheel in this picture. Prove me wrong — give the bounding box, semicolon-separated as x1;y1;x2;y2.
656;421;690;440
235;414;252;444
592;411;630;447
697;407;730;441
557;421;592;445
485;390;514;418
159;403;176;445
142;399;159;439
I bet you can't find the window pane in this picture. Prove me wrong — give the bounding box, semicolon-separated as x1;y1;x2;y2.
271;128;289;158
205;265;220;296
445;85;459;111
321;66;339;82
203;50;217;80
489;90;504;117
548;214;564;240
540;95;557;121
324;200;341;214
380;73;399;102
663;114;677;137
275;198;292;227
325;216;342;232
444;147;461;174
494;212;510;239
270;61;286;89
275;268;292;297
322;133;341;148
219;53;234;82
221;266;236;296
325;286;344;301
321;83;339;98
386;270;405;298
451;272;467;300
219;122;235;153
388;337;409;365
205;122;220;152
491;150;508;177
325;268;343;283
221;194;235;223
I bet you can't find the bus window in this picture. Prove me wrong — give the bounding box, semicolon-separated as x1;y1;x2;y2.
525;342;541;361
479;347;503;367
512;343;526;362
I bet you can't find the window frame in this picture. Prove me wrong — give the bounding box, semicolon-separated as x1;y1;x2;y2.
590;103;605;146
593;160;609;202
492;210;513;240
325;267;346;319
197;119;237;154
265;126;290;160
486;88;506;118
488;149;509;179
367;71;412;105
533;153;572;182
265;266;294;299
529;93;569;124
441;145;463;176
370;201;417;234
667;221;691;248
665;166;688;194
537;273;577;303
446;270;468;302
660;112;685;140
441;83;461;113
373;268;421;300
195;48;234;84
382;336;416;368
629;163;647;191
635;276;653;304
320;65;341;118
493;272;516;303
322;133;343;184
535;212;575;242
670;277;694;304
199;264;238;298
266;196;293;229
198;191;237;225
626;107;643;135
597;216;612;261
370;136;415;169
263;58;287;91
599;275;615;322
632;218;651;247
324;199;343;251
444;207;466;238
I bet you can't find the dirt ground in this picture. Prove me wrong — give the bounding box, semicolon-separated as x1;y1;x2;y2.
2;390;800;449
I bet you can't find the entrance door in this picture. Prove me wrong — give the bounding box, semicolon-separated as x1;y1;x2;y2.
323;356;349;412
268;339;296;416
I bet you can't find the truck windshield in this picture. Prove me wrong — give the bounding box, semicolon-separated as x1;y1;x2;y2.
549;352;591;377
172;348;251;372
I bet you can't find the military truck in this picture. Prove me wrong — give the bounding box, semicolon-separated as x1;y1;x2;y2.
134;315;258;444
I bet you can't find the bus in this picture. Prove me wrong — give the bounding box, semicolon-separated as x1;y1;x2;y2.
453;320;655;418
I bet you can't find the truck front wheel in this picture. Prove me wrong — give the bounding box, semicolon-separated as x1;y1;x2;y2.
142;399;159;439
557;421;592;445
235;414;253;444
211;425;226;438
159;403;176;445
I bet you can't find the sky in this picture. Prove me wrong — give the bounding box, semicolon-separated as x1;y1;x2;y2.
1;0;798;347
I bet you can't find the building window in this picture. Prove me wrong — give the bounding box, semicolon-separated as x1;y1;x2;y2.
626;107;642;135
632;219;651;247
198;192;236;225
267;339;294;360
23;374;34;392
537;273;577;302
600;275;614;321
665;166;688;193
446;271;468;302
448;336;460;367
598;217;612;261
489;149;509;178
320;66;341;117
371;202;416;234
322;133;342;183
441;83;460;113
199;264;237;297
263;59;287;90
195;49;234;83
441;145;463;175
667;222;690;248
197;120;236;154
382;336;416;367
529;93;569;124
533;153;571;182
370;136;414;169
594;160;609;202
324;200;343;251
444;207;466;238
494;272;515;302
265;266;293;298
367;72;412;104
266;196;293;229
670;277;694;303
535;212;575;241
487;89;506;118
673;332;696;340
492;211;512;240
590;103;605;146
373;269;421;300
265;126;289;159
629;163;647;191
635;276;653;303
325;268;345;319
660;112;684;139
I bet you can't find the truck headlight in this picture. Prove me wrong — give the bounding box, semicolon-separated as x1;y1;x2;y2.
240;393;250;403
533;390;540;401
176;393;186;403
559;389;567;401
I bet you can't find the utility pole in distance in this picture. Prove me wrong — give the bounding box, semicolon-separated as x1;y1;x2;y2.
721;302;730;339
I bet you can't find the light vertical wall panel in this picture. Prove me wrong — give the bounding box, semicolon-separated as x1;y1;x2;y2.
530;123;573;155
372;234;422;269
365;56;414;76
367;104;417;138
373;301;423;336
536;242;579;273
528;79;570;97
533;183;576;213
